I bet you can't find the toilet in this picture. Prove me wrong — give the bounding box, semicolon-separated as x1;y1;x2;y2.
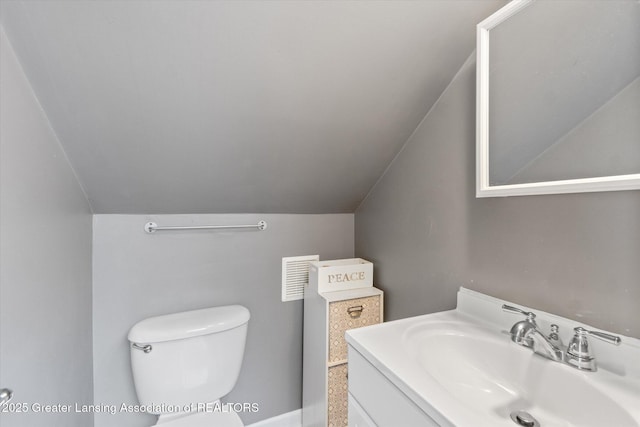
128;305;250;426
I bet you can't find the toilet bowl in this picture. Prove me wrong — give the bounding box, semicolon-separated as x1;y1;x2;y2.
128;305;250;426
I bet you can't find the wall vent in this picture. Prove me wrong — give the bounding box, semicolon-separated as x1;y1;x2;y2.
282;255;319;302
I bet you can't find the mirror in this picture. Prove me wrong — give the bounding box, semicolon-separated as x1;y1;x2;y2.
476;0;640;197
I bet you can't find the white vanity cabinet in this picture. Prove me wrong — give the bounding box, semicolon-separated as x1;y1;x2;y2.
302;286;383;427
347;346;441;427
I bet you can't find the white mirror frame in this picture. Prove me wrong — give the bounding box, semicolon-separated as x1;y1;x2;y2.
476;0;640;198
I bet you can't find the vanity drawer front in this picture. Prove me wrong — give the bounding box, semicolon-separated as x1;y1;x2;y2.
348;347;439;427
328;363;349;427
329;296;381;363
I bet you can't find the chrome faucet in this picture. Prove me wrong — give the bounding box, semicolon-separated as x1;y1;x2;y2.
503;304;564;362
502;304;621;372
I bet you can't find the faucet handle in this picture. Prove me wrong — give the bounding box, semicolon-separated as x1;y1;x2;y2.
566;327;621;371
502;304;536;322
502;304;537;348
572;327;621;345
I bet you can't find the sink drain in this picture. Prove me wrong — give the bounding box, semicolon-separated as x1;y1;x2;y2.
510;410;540;427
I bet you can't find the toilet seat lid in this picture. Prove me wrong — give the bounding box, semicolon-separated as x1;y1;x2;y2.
155;411;243;427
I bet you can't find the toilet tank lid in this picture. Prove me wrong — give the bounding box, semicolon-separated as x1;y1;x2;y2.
128;305;250;343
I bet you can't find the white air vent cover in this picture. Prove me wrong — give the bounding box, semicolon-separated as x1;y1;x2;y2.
282;255;319;302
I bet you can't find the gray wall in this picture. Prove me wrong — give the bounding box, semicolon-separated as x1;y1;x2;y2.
0;28;94;427
92;214;354;426
355;54;640;339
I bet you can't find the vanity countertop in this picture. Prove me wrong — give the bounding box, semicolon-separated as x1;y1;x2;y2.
346;288;640;427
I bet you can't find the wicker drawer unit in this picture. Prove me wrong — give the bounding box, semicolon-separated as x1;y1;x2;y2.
303;287;383;427
328;296;381;364
327;363;349;427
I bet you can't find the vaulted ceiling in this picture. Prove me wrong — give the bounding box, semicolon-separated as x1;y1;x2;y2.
0;0;504;213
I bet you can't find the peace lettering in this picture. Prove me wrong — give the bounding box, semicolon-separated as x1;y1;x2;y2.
327;272;366;284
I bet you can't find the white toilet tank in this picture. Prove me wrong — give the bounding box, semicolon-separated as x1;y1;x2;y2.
128;305;250;413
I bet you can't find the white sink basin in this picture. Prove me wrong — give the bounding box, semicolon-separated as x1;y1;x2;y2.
346;293;640;427
403;319;638;426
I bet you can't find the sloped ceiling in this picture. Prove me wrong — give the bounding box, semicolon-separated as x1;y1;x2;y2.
0;0;504;214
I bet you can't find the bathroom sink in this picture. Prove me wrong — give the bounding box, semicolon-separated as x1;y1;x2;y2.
403;320;637;426
345;289;640;427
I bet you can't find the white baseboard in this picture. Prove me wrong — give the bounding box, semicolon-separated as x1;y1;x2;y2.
246;409;301;427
